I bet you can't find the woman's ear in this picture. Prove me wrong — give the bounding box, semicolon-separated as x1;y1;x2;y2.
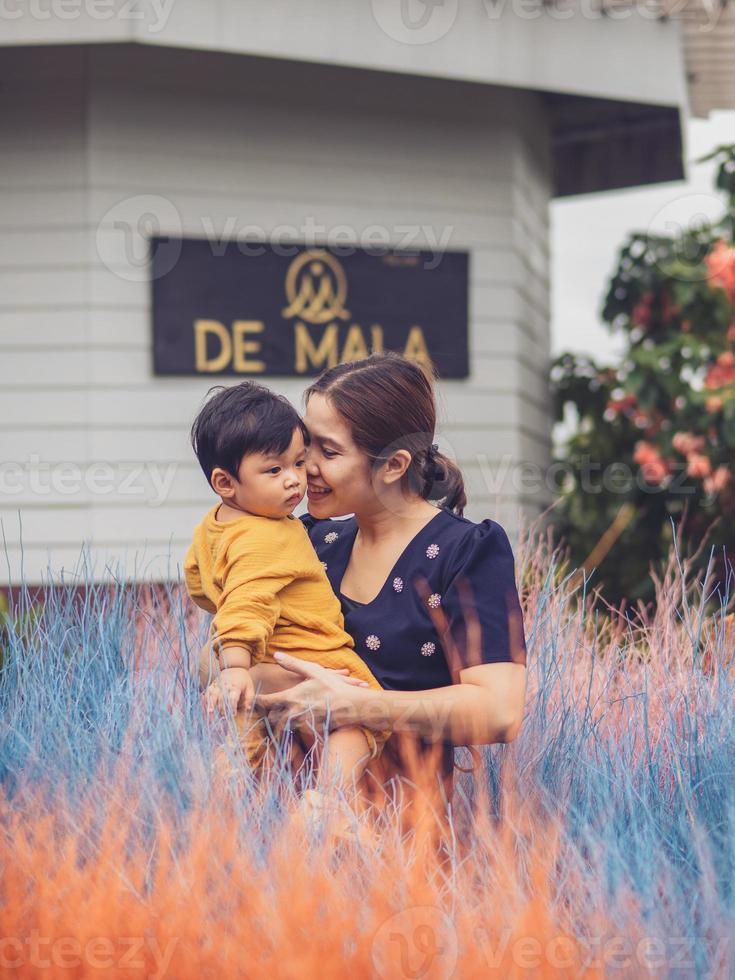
211;467;236;499
381;449;412;486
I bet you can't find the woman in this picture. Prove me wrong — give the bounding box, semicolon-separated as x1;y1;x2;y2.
242;352;527;808
200;352;527;806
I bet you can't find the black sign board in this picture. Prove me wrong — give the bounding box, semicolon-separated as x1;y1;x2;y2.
151;239;469;379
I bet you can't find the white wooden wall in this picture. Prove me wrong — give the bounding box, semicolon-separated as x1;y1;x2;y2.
0;46;552;585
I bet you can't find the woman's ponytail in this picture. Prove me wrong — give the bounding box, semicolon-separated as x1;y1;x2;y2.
420;446;467;517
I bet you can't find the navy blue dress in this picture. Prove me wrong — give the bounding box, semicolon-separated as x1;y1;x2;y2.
301;507;527;693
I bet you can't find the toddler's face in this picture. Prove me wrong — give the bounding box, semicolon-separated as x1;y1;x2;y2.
228;427;308;519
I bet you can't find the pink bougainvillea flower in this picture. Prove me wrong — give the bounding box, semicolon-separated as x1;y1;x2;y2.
704;353;735;390
672;432;705;456
687;453;713;479
641;458;671;484
606;393;637;415
703;465;732;497
704;352;735;390
705;239;735;304
634;440;671;483
631;292;654;329
660;291;681;321
633;440;658;465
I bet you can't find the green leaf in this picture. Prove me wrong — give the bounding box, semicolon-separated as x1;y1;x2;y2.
723;415;735;450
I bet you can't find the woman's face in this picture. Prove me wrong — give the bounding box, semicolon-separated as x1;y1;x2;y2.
303;393;375;518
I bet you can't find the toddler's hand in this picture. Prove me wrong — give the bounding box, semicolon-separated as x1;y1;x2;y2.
204;667;255;716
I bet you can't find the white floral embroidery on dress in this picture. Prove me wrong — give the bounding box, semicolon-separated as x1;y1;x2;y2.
427;593;441;609
324;531;339;544
421;642;436;657
426;543;440;559
393;577;404;593
365;635;381;651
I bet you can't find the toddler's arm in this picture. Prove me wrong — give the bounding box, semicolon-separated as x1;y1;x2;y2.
213;641;252;671
183;544;216;614
204;523;298;710
212;526;295;656
204;642;255;716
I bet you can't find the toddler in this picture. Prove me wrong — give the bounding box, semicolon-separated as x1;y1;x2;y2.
184;381;388;813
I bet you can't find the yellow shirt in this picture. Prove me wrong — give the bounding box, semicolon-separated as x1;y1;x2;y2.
184;504;364;670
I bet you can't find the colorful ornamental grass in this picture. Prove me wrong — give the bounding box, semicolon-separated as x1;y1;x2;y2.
0;525;733;978
552;144;735;607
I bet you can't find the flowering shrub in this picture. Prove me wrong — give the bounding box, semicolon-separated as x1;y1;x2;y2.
551;145;735;606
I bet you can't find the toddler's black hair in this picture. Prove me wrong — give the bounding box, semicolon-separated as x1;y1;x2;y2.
190;382;308;488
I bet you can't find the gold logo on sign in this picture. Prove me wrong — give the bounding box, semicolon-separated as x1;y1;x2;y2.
282;249;350;324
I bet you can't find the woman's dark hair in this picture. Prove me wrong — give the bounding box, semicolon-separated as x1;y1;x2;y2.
191;381;308;488
305;351;467;516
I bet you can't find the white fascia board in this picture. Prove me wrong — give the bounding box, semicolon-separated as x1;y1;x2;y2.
1;0;687;111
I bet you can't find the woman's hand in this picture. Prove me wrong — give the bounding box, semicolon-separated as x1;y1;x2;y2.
254;652;371;735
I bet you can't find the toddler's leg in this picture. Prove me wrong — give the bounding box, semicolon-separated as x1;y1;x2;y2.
213;708;271;779
319;726;373;796
297;728;375;846
229;664;311;776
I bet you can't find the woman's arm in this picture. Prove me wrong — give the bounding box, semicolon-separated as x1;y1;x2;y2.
258;654;527;746
195;642;371;694
357;661;527;744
